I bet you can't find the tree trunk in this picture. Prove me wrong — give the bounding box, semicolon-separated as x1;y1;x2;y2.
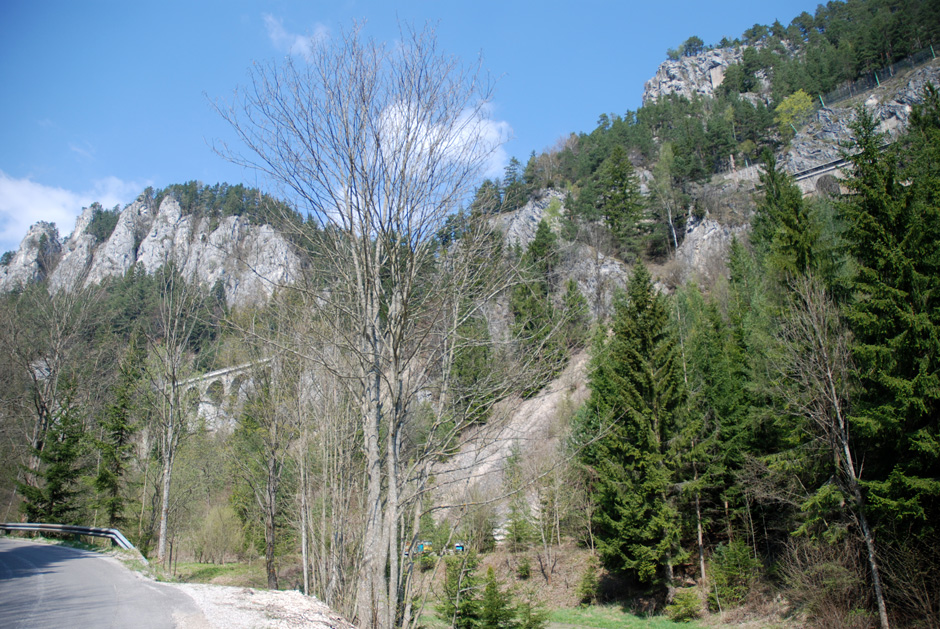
157;448;173;562
265;454;279;590
357;370;387;629
696;490;706;583
835;397;889;629
300;444;310;597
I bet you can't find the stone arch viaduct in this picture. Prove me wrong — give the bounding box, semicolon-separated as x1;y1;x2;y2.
178;358;271;429
723;153;853;196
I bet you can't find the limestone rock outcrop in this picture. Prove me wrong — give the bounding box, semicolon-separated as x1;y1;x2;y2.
675;214;747;285
0;222;61;292
493;189;567;249
642;47;745;105
3;194;300;309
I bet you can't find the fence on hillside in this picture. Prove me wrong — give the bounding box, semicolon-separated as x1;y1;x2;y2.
819;45;937;108
711;45;936;181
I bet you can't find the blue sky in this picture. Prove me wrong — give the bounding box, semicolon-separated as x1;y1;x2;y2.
0;0;820;252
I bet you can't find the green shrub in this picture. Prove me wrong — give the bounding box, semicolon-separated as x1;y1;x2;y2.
666;588;702;622
419;553;437;572
516;556;531;580
576;556;600;606
708;540;761;610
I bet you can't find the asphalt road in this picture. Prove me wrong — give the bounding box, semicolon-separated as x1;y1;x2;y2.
0;537;206;628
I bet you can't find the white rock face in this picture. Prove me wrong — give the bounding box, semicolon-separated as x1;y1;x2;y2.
84;201;150;287
47;205;97;293
0;222;60;292
676;215;747;284
492;190;628;319
564;243;629;319
494;189;566;249
135;197;180;274
2;192;300;309
643;47;744;105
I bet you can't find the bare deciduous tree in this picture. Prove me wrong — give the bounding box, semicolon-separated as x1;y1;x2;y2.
146;265;203;563
776;276;889;628
217;24;512;628
228;311;303;590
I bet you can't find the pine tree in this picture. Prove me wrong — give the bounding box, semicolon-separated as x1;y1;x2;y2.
95;332;145;528
586;145;644;255
582;262;687;586
479;567;518;629
842;101;940;540
674;284;750;576
561;279;590;351
471;179;503;214
18;402;87;524
502;157;527;213
511;220;567;395
525;220;559;286
752;150;819;279
439;553;482;629
503;443;533;552
451;313;495;424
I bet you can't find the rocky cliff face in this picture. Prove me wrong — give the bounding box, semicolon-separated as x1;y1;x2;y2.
0;222;61;292
675;214;747;285
783;61;940;173
643;47;745;105
492;190;629;318
4;194;300;308
493;189;567;249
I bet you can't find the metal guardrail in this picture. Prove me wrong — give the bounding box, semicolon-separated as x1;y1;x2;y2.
0;522;148;564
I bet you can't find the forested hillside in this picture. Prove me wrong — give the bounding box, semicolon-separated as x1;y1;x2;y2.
1;2;939;628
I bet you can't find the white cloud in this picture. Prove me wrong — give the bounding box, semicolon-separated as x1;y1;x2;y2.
0;172;146;253
379;101;512;181
263;14;329;58
463;105;513;180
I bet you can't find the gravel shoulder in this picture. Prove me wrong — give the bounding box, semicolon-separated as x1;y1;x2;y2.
168;582;354;629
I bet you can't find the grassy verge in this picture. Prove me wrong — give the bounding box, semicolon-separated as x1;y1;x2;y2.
548;604;704;629
170;560;267;588
407;599;705;629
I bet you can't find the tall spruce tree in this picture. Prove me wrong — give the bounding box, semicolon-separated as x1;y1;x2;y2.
511;220;566;395
18;402;86;524
842;102;940;540
95;331;145;529
674;284;751;575
502;157;527;213
596;146;644;254
582;262;687;586
752;150;819;279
